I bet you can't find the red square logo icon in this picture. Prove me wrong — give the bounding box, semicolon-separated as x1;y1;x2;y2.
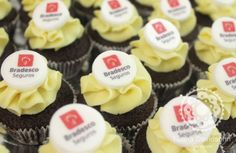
60;110;84;130
46;2;58;13
223;21;235;32
152;22;167;34
108;0;121;10
223;62;236;78
168;0;180;8
174;104;195;123
18;54;34;67
103;54;122;69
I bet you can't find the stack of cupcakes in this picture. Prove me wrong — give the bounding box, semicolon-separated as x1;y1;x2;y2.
0;50;76;145
24;0;92;79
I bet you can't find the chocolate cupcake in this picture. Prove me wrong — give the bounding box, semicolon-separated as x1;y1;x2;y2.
189;17;236;82
0;28;15;69
149;0;198;43
87;0;143;56
24;0;92;79
131;19;192;105
197;58;236;133
72;0;103;25
79;51;158;136
0;0;17;37
134;96;222;153
38;104;125;153
129;0;156;20
19;0;71;30
0;50;76;145
195;0;236;27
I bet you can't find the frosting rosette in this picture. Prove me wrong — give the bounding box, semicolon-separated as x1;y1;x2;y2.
197;64;236;120
149;3;197;37
80;55;152;115
196;0;236;20
0;145;9;153
77;0;103;8
0;28;9;57
91;9;143;42
39;122;122;153
24;18;84;50
0;0;12;20
147;108;221;153
22;0;71;17
195;27;236;65
131;29;189;73
0;69;62;116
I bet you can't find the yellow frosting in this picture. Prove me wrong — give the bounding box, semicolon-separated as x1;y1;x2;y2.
80;55;152;115
91;9;143;42
0;28;9;57
0;69;62;116
22;0;71;17
77;0;103;8
147;108;221;153
0;145;9;153
197;64;236;120
136;0;159;7
196;0;236;20
149;3;197;37
0;0;12;20
25;18;84;50
195;27;236;65
131;29;189;73
38;122;122;153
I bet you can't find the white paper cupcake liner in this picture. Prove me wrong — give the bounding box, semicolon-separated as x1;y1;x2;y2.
0;80;77;145
118;133;133;153
115;91;158;142
48;45;92;79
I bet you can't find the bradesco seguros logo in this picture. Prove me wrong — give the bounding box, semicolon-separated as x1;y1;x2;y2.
17;54;34;67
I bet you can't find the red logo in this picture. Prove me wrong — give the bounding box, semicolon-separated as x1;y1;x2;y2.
46;2;58;13
223;21;235;32
168;0;180;8
60;110;84;130
174;104;195;123
152;22;167;34
223;62;236;78
108;0;121;9
103;55;122;69
18;54;34;67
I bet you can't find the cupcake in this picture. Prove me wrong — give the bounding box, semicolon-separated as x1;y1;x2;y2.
38;103;125;153
19;0;71;30
72;0;103;25
79;50;158;135
131;18;192;105
24;0;92;79
0;0;17;37
0;50;76;145
195;0;236;27
0;28;15;69
87;0;143;55
134;96;222;153
129;0;156;20
189;17;236;81
149;0;198;43
197;58;236;133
